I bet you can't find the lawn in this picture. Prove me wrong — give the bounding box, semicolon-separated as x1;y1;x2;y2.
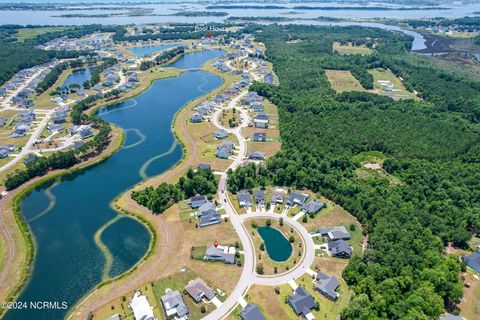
332;42;373;56
244;217;304;275
219;108;241;128
91;283;162;320
302;196;364;257
325;70;366;93
244;284;296;320
368;68;418;100
459;271;480;319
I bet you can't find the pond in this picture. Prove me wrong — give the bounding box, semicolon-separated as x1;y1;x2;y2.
6;49;224;320
61;67;95;88
258;226;293;262
128;43;182;56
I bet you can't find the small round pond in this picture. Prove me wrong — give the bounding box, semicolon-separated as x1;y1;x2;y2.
258;226;293;262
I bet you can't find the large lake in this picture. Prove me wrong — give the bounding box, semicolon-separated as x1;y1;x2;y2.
6;49;224;319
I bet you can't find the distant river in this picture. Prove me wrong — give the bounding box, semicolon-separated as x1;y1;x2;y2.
6;49;224;319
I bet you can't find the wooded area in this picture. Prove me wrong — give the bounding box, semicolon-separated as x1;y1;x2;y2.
241;24;480;319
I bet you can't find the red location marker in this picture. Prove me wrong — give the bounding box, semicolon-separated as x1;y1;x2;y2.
214;241;219;248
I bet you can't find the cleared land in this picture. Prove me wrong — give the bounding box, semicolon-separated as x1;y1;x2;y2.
353;151;402;186
368;68;418;100
325;70;366;93
332;42;373;56
15;27;71;42
459;271;480;319
219;108;241;128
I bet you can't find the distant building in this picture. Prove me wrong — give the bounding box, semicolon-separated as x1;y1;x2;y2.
184;278;216;303
440;314;464;320
23;153;37;165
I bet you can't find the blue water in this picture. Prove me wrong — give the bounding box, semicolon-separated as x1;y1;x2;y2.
7;49;224;320
61;67;94;88
128;43;181;56
258;226;293;262
169;49;224;69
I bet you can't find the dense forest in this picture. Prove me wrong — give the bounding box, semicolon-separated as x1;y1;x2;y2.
132;167;218;213
238;24;480;319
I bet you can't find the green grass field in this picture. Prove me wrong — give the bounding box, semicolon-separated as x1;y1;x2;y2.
332;42;373;56
325;70;366;93
368;68;418;100
16;27;71;42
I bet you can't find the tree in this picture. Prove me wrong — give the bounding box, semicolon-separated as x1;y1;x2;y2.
256;263;264;275
200;305;206;314
266;219;272;227
279;217;284;226
289;235;295;243
260;242;265;251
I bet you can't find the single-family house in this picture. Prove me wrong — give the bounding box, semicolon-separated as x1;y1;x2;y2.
214;129;228;139
237;190;252;208
23;153;37;165
129;291;154;320
254;190;266;205
252;132;267;142
0;149;10;159
270;188;287;205
52;111;68;124
190;195;208;209
199;210;221;227
315;272;340;300
240;304;266;320
288;287;315;317
205;244;235;264
161;290;188;320
190;113;203;123
302;201;324;214
254;114;269;129
287;192;308;206
197;163;211;170
318;226;351;241
197;202;216;217
248;151;265;160
184;278;216;303
328;240;352;258
70;125;93;139
0;118;6;127
48;123;64;132
216;147;230;159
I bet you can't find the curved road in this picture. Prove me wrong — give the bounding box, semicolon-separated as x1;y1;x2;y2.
201;53;315;320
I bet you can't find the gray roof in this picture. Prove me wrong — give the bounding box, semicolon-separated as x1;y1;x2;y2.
198;202;216;216
315;272;340;300
288;287;314;316
190;195;208;208
329;240;352;258
161;290;188;318
199;210;221;227
302;200;324;213
287;192;308;206
240;304;266;320
254;190;265;204
252;132;267;141
270;189;286;204
465;252;480;273
318;226;350;241
248;151;265;160
237;190;252;207
184;278;216;303
205;245;235;264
